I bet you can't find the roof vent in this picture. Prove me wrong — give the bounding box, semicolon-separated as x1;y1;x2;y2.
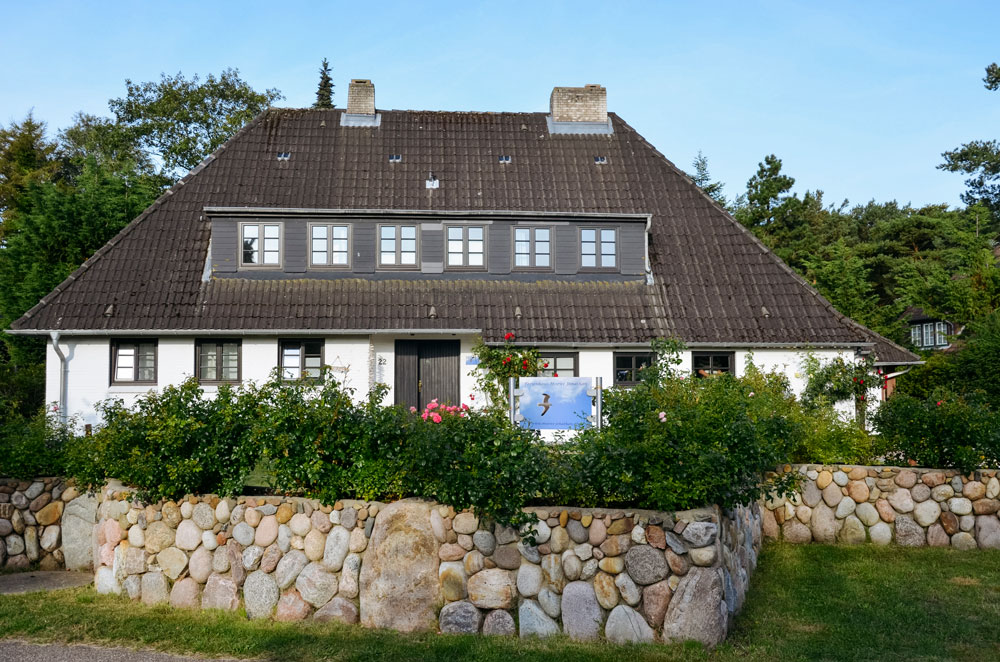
276;152;291;161
547;84;613;135
426;172;439;189
428;306;438;319
514;306;522;320
594;156;607;165
761;306;771;318
498;155;512;164
389;154;402;163
341;79;381;127
103;304;115;317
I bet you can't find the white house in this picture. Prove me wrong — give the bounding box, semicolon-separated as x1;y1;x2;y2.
10;81;919;425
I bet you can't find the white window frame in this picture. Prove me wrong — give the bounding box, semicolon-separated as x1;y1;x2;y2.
910;325;921;346
922;322;934;348
308;223;352;269
513;226;552;270
378;224;419;269
445;225;487;270
935;322;949;346
239;222;283;267
580;226;618;270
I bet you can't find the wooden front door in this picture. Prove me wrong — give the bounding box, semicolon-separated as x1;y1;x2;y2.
394;340;460;409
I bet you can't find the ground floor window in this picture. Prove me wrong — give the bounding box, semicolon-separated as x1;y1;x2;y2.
614;352;655;386
280;340;324;380
536;352;578;377
196;340;241;383
111;340;157;384
692;351;734;378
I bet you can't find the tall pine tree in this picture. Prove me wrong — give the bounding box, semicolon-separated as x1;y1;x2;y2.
314;58;334;108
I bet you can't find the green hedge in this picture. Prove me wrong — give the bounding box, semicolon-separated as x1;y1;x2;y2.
872;391;1000;473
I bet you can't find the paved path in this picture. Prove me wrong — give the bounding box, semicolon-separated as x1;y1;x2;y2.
0;571;93;595
0;641;248;662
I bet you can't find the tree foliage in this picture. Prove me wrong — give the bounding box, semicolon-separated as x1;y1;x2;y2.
939;63;1000;215
688;150;728;207
313;58;334;109
109;68;283;173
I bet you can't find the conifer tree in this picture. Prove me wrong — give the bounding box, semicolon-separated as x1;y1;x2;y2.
314;58;334;109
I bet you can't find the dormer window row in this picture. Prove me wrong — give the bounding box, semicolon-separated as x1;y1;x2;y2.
216;215;647;279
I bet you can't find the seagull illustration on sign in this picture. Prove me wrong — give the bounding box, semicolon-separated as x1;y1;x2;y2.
538;393;552;416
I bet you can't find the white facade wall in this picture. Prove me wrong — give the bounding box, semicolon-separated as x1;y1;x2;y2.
48;335;871;426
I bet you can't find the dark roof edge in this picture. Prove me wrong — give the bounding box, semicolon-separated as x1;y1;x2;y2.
204;207;650;221
610;113;909;356
9;109;276;331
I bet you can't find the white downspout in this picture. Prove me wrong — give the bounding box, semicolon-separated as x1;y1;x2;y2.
49;331;67;424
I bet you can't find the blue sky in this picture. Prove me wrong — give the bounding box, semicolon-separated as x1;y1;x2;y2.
2;1;997;207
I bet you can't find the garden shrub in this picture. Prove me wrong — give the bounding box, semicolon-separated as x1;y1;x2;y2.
552;343;801;510
78;379;259;502
0;409;75;479
872;390;1000;472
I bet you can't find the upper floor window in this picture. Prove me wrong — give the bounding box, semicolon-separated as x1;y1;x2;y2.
280;340;324;380
447;226;486;268
911;322;951;349
310;224;351;267
196;340;241;383
241;222;281;266
379;225;418;267
614;352;655;386
581;228;616;269
693;351;733;378
537;352;578;377
111;340;157;384
514;227;551;269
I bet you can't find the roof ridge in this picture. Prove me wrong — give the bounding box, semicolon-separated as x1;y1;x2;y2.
610;113;908;354
11;109;274;329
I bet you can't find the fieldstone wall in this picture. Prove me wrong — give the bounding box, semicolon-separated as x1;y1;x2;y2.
0;477;96;571
93;485;761;647
762;465;1000;549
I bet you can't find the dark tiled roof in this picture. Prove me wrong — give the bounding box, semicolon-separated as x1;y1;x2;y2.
10;108;919;360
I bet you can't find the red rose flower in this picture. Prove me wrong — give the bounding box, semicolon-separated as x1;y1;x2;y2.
504;332;515;341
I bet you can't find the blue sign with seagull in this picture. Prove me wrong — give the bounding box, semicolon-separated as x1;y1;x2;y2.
517;377;594;430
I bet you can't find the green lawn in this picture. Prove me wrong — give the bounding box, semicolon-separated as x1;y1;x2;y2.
1;544;998;661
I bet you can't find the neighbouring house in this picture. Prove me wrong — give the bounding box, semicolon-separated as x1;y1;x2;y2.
904;307;959;351
9;80;919;425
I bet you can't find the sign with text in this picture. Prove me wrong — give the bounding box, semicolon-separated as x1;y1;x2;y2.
516;377;594;430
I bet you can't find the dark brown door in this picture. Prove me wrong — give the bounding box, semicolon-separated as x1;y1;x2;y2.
394;340;460;409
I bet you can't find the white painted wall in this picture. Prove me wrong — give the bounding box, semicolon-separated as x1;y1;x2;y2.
48;335;874;427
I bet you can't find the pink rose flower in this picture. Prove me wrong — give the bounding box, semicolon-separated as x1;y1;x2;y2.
431;413;442;423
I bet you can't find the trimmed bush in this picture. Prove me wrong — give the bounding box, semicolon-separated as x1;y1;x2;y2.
872;391;1000;472
0;409;74;479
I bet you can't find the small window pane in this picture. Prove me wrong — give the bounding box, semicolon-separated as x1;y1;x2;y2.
263;238;279;252
556;357;574;370
381;239;395;253
468;253;484;266
263;251;279;265
381;226;395;239
448;253;463;265
515;253;530;267
243;225;259;239
582;229;596;242
200;349;217;380
332;226;347;239
536;254;550;267
536;241;550;255
601;229;615;243
400;252;416;265
282;346;301;379
468;227;483;241
601;241;615;255
535;229;549;241
515;229;530;241
312;238;326;252
448;227;463;240
582;254;596;267
381;252;396;264
401;226;416;239
601;254;616;268
449;240;464;254
468;240;483;254
401;239;416;253
264;225;279;238
312;226;327;240
582;242;596;255
313;252;328;264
